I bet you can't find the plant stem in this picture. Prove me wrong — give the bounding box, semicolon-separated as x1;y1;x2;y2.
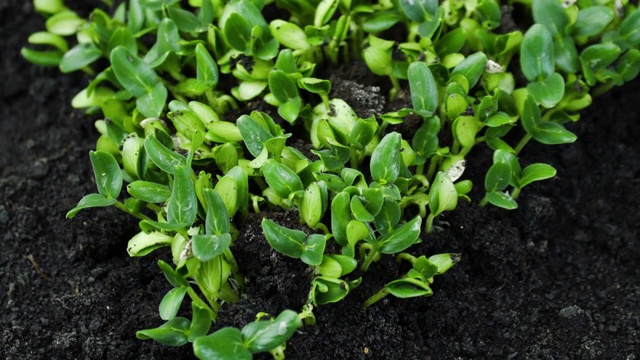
363;287;389;308
514;133;532;155
360;245;379;272
113;201;153;221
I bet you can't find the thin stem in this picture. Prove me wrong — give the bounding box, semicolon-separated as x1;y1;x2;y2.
363;287;390;308
113;201;153;222
360;245;379;272
514;133;532;155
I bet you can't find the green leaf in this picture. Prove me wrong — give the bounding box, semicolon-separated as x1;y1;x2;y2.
224;13;253;52
363;46;392;76
126;231;174;257
519;163;557;188
370;132;402;184
350;196;375;222
144;18;180;67
532;121;577;145
408;62;438;116
378;216;422;254
89;150;123;199
159;286;188;320
412;116;440;162
195;43;219;88
386;278;432;298
398;0;438;22
189;301;213;342
526;72;565;108
242;310;301;353
300;182;323;228
553;36;579;73
311;277;349;305
349;118;376;150
363;10;403;33
167;166;198;226
204;189;230;235
45;10;84;36
429;172;458;217
572;6;614;38
158;259;189;288
136;317;190;346
214;175;239;218
450;52;487;89
237;115;274;157
270;20;309;50
20;47;63;66
620;7;640;47
168;5;205;33
262;159;303;198
192;234;232;262
127;181;171;203
452;115;480;149
66;193;116;218
485;190;518;210
521;24;555;82
59;43;102;73
194;327;252;359
137;81;168;118
532;0;568;36
261;218;305;258
484;161;512;192
581;43;622;71
428;253;459;274
330;191;352;246
373;199;401;235
301;234;326;266
278;97;302;124
144;136;186;175
269;70;299;103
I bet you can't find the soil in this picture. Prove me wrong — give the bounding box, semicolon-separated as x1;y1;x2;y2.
1;2;639;359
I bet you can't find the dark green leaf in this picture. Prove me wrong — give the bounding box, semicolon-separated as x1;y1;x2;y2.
519;163;557;188
193;327;251;360
374;199;401;235
311;277;349;305
301;234;326;266
144;135;186;175
572;6;614;38
408;62;438;116
127;181;171;203
398;0;438;22
90;150;123;199
136;317;190;346
59;43;102;73
484;161;512;192
110;46;159;97
378;216;422;254
189;301;213;341
451;52;488;89
386;278;432;298
532;121;577;145
485;190;518;210
192;234;232;262
620;7;640;47
223;13;252;52
159;286;188;320
167;166;198;226
195;43;219;88
370;132;402;184
262;159;303;198
520;24;555;81
204;189;230;235
158;259;189;288
330;191;351;246
66;193;116;218
526;72;565;108
237;114;274;157
532;0;568;36
261;218;305;258
242;310;301;353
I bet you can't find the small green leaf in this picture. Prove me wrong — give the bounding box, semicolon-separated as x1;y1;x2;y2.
429;172;458;217
167;166;198;226
386;278;432;298
270;20;309;50
485;190;518;210
126;231;174;257
204;189;230;235
484;161;512;192
66;194;116;218
144;136;186;175
521;24;555;81
159;286;188;321
373;199;402;235
428;253;459;274
189;301;213;341
378;216;422;254
195;43;219;88
59;43;102;73
300;182;323;228
330;191;352;246
269;70;299;103
158;260;189;288
137;318;190;347
518;163;557;188
110;46;159;97
408;62;438;116
526;72;565;108
370;132;402;184
532;122;577;145
450;52;487;89
192;234;232;262
398;0;438;22
193;327;251;359
262;159;303;199
620;7;640;47
301;234;326;266
45;10;84;36
532;0;568;36
89;150;123;199
127;181;171;203
261;218;305;258
452;115;480;149
311;277;349;305
350;196;375;222
237;114;274;157
572;6;614;38
242;310;301;353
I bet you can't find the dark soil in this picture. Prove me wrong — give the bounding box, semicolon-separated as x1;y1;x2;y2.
2;2;639;359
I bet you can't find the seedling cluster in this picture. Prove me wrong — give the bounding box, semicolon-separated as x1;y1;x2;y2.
24;0;640;358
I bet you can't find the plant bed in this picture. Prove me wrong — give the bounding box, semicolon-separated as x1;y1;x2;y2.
1;0;639;359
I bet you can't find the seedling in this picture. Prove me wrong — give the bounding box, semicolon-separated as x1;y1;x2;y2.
24;0;640;358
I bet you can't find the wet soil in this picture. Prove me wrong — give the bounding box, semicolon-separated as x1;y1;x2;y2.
1;2;639;359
